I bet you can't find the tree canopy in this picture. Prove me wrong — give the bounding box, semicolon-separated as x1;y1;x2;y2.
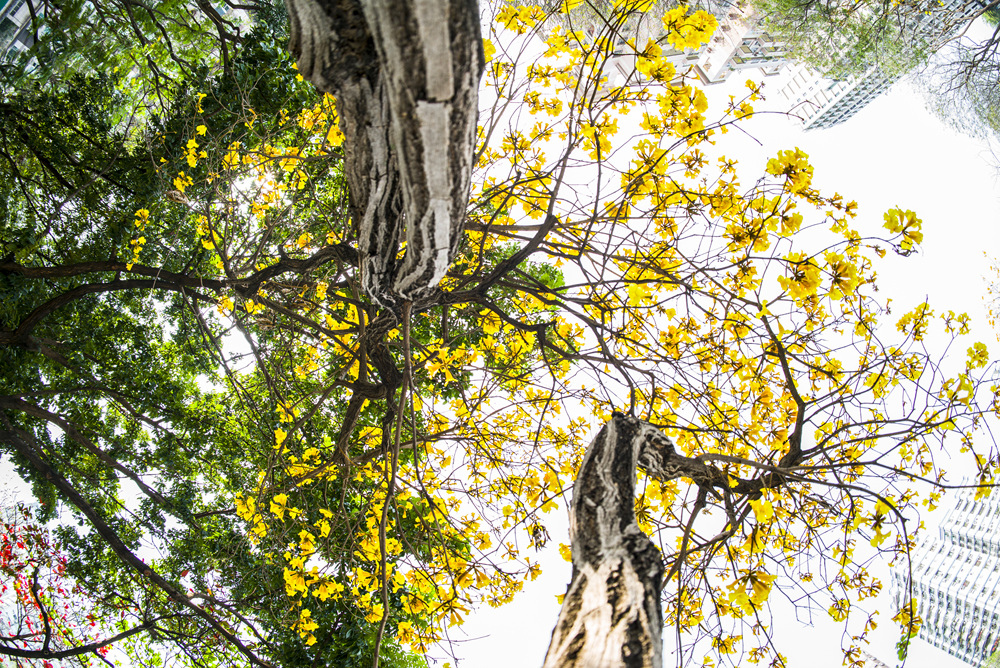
752;0;1000;140
1;1;997;667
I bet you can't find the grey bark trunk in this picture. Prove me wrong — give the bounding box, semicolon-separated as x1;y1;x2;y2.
284;0;484;304
543;415;675;668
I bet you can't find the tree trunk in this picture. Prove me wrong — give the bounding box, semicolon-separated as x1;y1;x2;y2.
543;415;673;668
284;0;484;304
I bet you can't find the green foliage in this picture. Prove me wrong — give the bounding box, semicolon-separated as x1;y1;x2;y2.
754;0;1000;140
0;5;422;667
754;0;937;78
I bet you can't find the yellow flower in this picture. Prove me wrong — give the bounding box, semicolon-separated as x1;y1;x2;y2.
235;494;257;520
173;172;193;193
711;634;741;654
968;342;989;369
480;310;501;335
314;579;344;601
284;568;308;596
298;530;317;554
223;142;242;170
882;208;923;250
662;7;718;50
766;148;813;193
396;620;416;645
824;251;860;300
364;602;385;623
298;609;319;632
777;252;822;302
270;493;289;519
217;295;234;315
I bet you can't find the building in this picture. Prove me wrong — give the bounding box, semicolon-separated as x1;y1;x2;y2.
775;63;896;129
0;0;33;56
545;1;789;91
890;485;1000;665
859;650;893;668
692;6;788;86
597;9;707;90
774;0;984;128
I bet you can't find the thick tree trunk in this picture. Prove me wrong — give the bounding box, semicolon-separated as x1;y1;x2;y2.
284;0;484;304
543;415;673;668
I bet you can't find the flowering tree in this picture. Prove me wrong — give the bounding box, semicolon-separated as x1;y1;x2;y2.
0;503;147;666
0;1;996;667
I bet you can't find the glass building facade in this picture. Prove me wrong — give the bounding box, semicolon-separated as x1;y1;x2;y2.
890;486;1000;665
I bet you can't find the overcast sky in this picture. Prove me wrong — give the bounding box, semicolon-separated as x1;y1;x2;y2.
452;58;1000;668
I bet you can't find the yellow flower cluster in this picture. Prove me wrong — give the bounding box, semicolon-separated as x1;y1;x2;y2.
222;141;241;171
495;4;545;34
636;41;678;83
824;251;861;300
662;6;718;51
276;401;299;424
294;344;320;379
765;148;814;194
234;493;268;542
126;208;150;270
216;294;234;316
882;207;923;251
578;116;619;160
195;215;220;251
725;569;777;616
650;84;709;138
422;340;479;383
777;252;822;303
297;94;345;147
184;126;208;168
173;171;193;194
314;281;328;301
292;609;320;645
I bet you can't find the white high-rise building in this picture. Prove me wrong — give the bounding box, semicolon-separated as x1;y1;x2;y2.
776;63;895;129
0;0;33;56
693;5;788;85
545;1;789;90
890;486;1000;665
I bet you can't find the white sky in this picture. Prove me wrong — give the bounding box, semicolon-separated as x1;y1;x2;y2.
451;62;1000;668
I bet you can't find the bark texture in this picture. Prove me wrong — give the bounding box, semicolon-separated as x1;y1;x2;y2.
545;414;778;668
543;415;669;668
284;0;484;304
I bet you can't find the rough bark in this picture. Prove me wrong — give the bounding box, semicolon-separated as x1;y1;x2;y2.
544;414;775;668
284;0;484;304
543;415;668;668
